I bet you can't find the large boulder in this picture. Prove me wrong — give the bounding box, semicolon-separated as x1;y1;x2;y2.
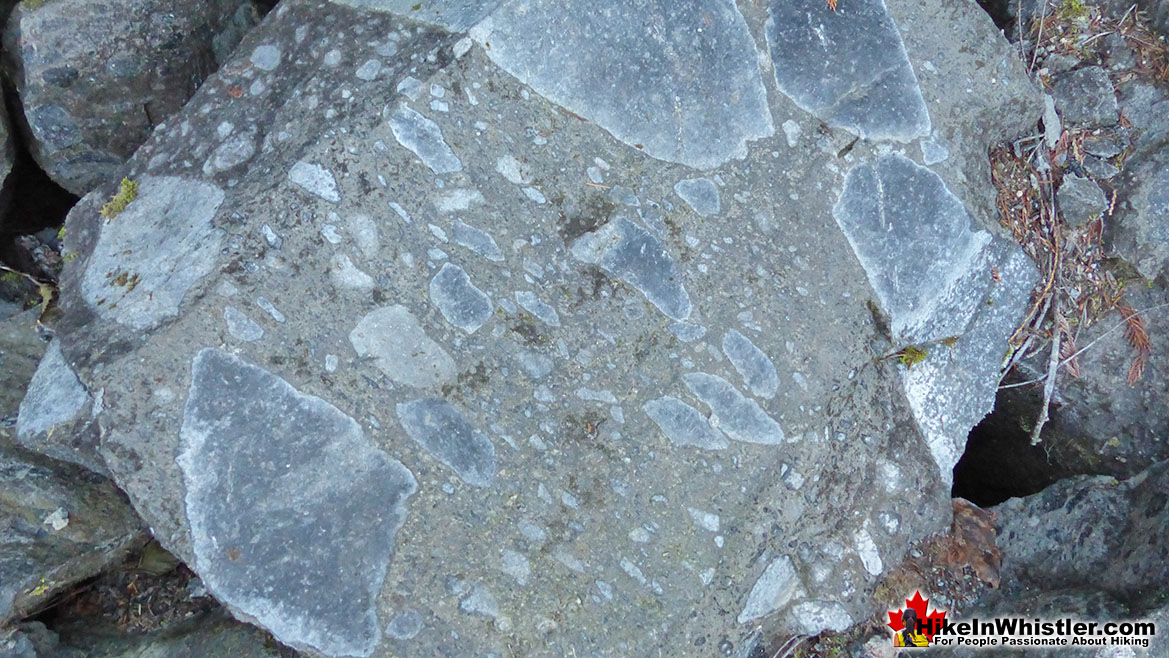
1;0;262;196
51;0;1040;655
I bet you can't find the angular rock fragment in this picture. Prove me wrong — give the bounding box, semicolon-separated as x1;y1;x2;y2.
722;329;779;399
349;305;457;388
429;263;492;333
571;217;691;321
471;0;773;169
177;349;416;657
643;396;729;451
396;398;495;488
80;176;225;332
767;0;930;140
2;0;259;195
683;373;784;445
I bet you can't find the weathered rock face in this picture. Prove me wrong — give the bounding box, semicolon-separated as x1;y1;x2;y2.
991;462;1169;609
52;0;1039;655
0;439;144;626
1;0;261;196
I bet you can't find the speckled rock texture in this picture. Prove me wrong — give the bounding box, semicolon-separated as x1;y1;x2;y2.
1;0;261;196
49;0;1040;655
0;439;144;627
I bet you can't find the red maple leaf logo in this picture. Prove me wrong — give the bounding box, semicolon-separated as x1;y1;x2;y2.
887;591;947;641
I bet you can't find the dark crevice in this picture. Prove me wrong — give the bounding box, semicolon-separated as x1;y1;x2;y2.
254;0;281;16
976;0;1017;33
952;388;1068;507
0;78;80;263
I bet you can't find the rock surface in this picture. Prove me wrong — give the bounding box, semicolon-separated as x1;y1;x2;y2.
1;0;261;196
0;439;144;626
48;0;1040;655
4;616;294;658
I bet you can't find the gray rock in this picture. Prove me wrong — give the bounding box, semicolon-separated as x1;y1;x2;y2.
1117;81;1169;158
1;0;260;195
1112;153;1169;280
0;96;13;211
0;309;46;424
991;460;1169;609
1052;67;1119;128
48;0;1040;654
1057;173;1109;227
0;439;144;626
16;340;104;476
1081;156;1118;180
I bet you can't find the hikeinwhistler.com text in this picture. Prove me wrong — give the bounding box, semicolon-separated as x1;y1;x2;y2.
923;617;1156;648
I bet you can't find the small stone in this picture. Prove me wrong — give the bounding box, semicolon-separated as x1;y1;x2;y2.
1057;174;1108;228
1052;67;1118;128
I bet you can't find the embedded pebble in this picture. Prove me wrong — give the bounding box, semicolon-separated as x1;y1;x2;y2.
430;263;492;333
396;398;495;487
643;396;728;450
683;373;784;445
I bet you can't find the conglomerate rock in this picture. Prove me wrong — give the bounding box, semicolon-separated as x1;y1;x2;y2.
48;0;1041;655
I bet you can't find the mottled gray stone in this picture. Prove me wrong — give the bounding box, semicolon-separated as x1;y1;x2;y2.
0;309;46;425
722;329;779;400
1052;66;1119;128
737;555;805;623
178;348;416;657
1;0;258;195
396;398;495;487
350;305;457;389
80;175;225;332
643;396;729;451
452;221;504;261
0;441;143;626
330;0;502;31
387;104;462;174
835;154;990;343
684;373;785;445
1112;153;1169;280
429;263;492;333
470;0;774;170
674;178;721;217
1057;173;1108;228
514;291;559;327
15;341;103;475
386;610;425;640
767;0;930;141
571;217;691;321
989;461;1169;609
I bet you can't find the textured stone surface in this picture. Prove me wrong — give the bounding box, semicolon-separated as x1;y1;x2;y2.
996;283;1169;481
16;340;103;476
0;309;46;424
177;348;416;656
987;459;1169;613
0;440;143;626
1112;152;1169;280
1057;173;1108;228
48;0;1040;655
1052;67;1119;128
1;0;260;195
4;617;293;658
